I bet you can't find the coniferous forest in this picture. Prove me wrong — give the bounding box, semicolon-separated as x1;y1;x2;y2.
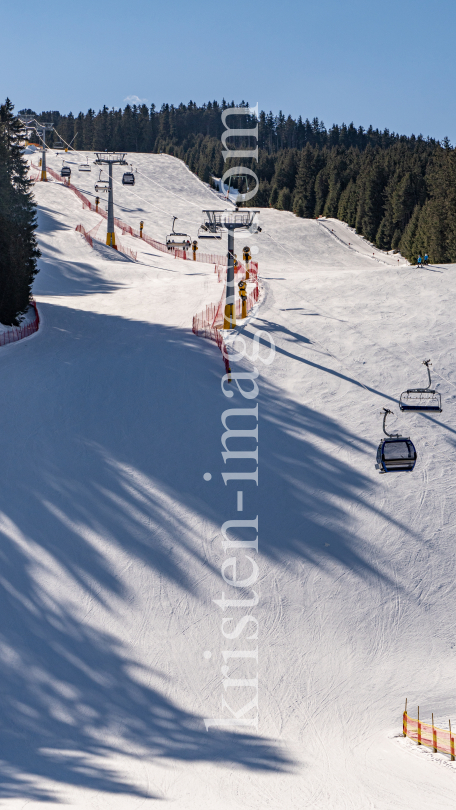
0;99;40;324
23;100;456;264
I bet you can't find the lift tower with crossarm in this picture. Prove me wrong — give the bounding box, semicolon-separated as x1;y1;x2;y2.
200;209;260;328
94;152;128;247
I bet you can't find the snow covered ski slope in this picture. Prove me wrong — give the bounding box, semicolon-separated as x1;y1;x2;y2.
3;146;456;808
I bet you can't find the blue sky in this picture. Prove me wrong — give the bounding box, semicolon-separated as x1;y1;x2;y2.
2;0;455;141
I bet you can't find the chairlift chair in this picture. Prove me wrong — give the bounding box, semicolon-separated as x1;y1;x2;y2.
375;408;417;473
399;360;442;413
197;225;222;240
166;216;191;251
60;164;71;178
54;141;64;151
94;170;110;193
79;158;91;172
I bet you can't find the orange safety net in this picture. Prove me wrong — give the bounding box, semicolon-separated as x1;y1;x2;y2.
215;261;259;283
76;223;137;262
0;300;39;347
192;274;260;375
403;712;456;757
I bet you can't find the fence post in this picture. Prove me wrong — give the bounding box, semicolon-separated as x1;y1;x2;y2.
450;720;455;761
417;706;421;745
432;713;437;752
403;699;407;737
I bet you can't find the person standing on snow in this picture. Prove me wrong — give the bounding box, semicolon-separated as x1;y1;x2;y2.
424;253;429;265
417;254;422;268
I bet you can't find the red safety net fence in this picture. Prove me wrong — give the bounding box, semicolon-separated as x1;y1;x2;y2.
76;223;93;248
403;711;456;758
215;261;258;283
192;275;260;374
0;300;40;347
76;223;137;261
173;248;228;265
43;167;227;266
133;230;169;253
192;294;231;375
115;240;137;262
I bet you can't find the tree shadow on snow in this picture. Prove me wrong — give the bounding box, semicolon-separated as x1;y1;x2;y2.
34;257;127;297
0;297;425;800
0;303;297;800
36;205;72;235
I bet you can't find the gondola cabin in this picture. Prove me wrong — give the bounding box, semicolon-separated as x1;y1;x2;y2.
375;408;417;473
376;437;417;473
60;166;71;178
122;172;135;186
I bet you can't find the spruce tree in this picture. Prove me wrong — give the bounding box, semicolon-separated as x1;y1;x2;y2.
0;99;40;324
293;145;317;217
277;188;291;211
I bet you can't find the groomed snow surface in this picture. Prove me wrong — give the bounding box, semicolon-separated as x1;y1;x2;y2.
3;146;456;808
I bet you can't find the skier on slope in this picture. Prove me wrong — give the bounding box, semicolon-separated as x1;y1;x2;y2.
424;253;429;265
417;254;422;268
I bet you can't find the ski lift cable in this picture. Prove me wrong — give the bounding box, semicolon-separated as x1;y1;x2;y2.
53;127;222;225
24;125;51;150
31;129;453;436
39;131;455;411
50;130;200;225
260;228;456;394
132;165;204;210
31;129;454;396
46;135;455;398
253;224;375;395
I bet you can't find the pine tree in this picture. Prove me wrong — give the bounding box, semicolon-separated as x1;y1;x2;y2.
293;144;317;217
269;185;279;207
314;167;329;217
399;204;421;262
277;188;291;211
0;99;40;324
337;179;358;226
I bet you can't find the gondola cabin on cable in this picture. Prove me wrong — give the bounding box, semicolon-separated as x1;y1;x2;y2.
375;408;417;473
60;164;71;178
399;359;442;413
166;216;191;251
122;170;135;186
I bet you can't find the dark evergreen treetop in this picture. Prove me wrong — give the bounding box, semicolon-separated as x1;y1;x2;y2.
0;99;40;324
29;100;454;263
